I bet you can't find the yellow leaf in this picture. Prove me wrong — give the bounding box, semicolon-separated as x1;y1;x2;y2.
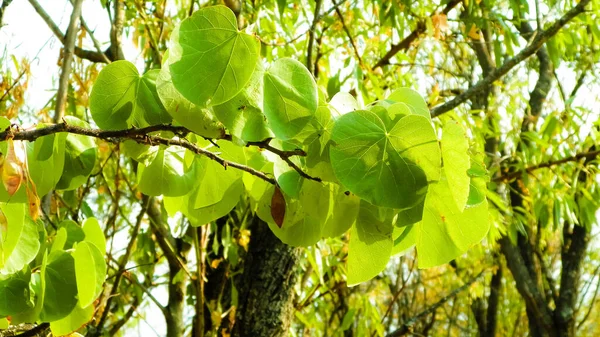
26;181;40;221
2;139;23;196
468;24;482;40
432;13;449;40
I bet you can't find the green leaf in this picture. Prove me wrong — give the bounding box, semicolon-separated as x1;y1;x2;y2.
73;241;106;308
156;63;225;138
40;251;78;322
82;218;106;253
254;185;322;246
90;61;172;129
60;220;85;250
347;201;394;286
192;142;243;208
416;178;489;268
386;88;431;120
299;180;332;225
330;110;437;209
165;179;244;226
329;92;359;117
391;224;416;256
56;116;97;191
50;303;94;336
137;147;198;197
213;61;273;142
0;203;40;274
441;120;470;210
187;141;244;208
51;227;67;253
0;268;32;316
321;189;360;238
168;6;259;107
396;200;424;227
263;58;318;140
28;129;67;197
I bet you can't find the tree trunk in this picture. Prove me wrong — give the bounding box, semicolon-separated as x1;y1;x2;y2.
233;216;301;337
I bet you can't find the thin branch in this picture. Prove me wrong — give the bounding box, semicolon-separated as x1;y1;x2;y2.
95;200;149;333
110;0;125;61
55;0;84;122
12;323;50;337
0;123;320;184
431;0;592;117
386;270;486;337
306;0;323;75
145;195;194;279
333;0;363;68
68;0;111;63
493;148;600;182
258;0;346;47
0;0;13;27
0;63;28;103
27;0;108;63
373;0;462;69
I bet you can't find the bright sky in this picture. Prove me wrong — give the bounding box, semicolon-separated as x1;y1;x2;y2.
1;0;143;112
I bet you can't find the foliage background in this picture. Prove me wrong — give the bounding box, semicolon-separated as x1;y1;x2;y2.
0;0;599;336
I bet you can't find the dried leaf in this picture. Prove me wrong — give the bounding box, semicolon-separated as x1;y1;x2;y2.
468;24;482;40
271;186;286;228
432;13;449;40
2;139;23;196
26;179;40;221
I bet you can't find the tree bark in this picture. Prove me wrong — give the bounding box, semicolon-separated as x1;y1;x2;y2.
233;216;301;337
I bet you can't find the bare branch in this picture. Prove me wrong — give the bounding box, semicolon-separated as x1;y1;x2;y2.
0;123;321;185
493;148;600;183
306;0;323;75
431;0;592;117
54;0;84;122
386;269;486;337
333;0;363;68
373;0;462;69
27;0;109;63
95;200;149;335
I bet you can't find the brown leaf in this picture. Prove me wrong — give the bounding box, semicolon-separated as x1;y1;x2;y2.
26;179;40;221
271;186;286;228
2;139;23;196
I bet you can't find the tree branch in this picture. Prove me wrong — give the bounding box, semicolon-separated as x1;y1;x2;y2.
333;0;363;68
500;236;556;335
110;0;125;61
94;200;149;335
386;270;486;337
27;0;109;63
0;123;319;185
493;148;600;183
373;0;462;69
54;0;83;122
430;0;591;117
306;0;323;75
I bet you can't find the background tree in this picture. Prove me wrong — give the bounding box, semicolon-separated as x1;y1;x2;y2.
0;0;598;337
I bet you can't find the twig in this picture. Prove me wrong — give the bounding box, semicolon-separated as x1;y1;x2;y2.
430;0;592;117
0;123;322;184
306;0;323;75
68;0;111;63
373;0;462;69
258;0;347;47
95;200;150;334
0;63;28;103
386;270;486;337
333;0;363;68
27;0;108;63
493;149;600;182
12;323;50;337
